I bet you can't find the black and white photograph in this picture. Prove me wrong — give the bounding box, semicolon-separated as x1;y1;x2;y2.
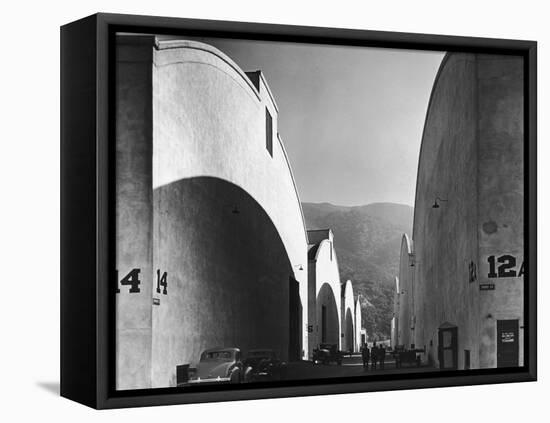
115;32;526;390
3;0;548;419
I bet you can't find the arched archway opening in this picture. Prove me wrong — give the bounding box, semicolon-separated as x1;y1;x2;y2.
316;283;340;346
151;176;298;386
345;308;354;352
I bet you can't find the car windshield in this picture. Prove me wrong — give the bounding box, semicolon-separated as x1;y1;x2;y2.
202;351;233;361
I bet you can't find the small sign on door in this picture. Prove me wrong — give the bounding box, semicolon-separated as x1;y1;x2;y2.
480;283;495;291
501;332;515;343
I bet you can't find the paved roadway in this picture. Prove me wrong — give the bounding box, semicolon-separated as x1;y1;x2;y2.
281;354;437;381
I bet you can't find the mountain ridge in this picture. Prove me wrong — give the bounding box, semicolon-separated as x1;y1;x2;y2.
302;201;413;341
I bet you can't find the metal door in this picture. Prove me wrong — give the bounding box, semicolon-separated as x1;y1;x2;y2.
438;327;458;370
497;319;519;367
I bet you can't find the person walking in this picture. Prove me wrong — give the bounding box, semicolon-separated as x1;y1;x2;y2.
361;345;370;370
380;344;386;370
371;342;378;370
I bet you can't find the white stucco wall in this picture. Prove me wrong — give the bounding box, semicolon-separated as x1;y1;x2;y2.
341;280;355;352
115;36;155;390
307;230;342;355
151;40;310;384
397;234;414;349
391;277;400;348
152;40;308;286
354;297;362;351
410;53;524;369
116;36;310;389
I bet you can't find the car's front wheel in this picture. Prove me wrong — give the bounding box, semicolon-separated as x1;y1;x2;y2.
243;366;253;383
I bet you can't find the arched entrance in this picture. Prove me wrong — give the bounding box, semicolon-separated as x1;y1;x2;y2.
316;283;340;346
151;176;297;386
345;308;354;352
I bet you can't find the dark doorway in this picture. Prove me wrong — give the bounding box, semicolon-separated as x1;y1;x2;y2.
345;309;354;352
497;319;519;367
438;323;458;370
289;277;302;361
316;283;340;346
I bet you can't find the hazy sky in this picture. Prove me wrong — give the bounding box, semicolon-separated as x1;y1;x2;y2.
186;37;444;207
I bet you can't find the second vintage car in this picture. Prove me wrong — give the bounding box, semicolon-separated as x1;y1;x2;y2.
243;349;287;382
312;343;343;365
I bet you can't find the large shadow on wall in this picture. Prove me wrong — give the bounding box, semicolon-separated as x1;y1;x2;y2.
151;176;298;387
317;283;340;346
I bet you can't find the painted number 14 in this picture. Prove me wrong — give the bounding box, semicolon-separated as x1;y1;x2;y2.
115;268;168;294
156;270;168;295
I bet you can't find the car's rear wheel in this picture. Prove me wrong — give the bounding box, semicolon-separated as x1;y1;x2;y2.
230;370;240;384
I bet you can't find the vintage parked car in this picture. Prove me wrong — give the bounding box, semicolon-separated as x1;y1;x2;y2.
391;345;424;368
243;349;287;382
312;343;343;365
187;347;245;385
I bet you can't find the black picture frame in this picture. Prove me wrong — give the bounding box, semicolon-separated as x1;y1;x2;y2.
60;12;537;409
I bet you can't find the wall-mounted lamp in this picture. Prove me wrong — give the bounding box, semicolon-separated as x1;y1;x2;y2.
432;196;448;209
486;313;493;319
294;264;304;271
410;258;420;267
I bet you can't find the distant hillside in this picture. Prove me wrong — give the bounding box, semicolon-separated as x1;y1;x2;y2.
302;202;413;341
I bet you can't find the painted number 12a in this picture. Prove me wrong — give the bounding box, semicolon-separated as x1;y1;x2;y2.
487;255;524;278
